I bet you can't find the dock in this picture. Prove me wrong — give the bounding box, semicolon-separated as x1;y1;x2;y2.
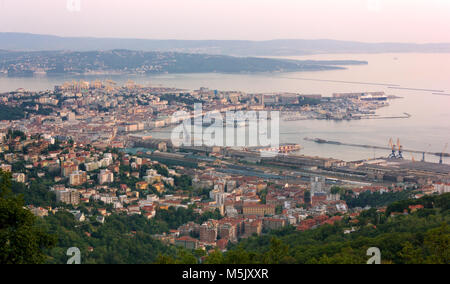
360;113;411;119
305;137;449;157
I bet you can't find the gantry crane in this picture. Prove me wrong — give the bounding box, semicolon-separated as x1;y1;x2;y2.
388;138;397;159
397;138;404;159
387;138;404;160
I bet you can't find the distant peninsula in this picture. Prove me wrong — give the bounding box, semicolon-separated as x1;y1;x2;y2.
0;49;367;76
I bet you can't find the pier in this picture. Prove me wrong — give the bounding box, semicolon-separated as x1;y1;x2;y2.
360;112;411;119
305;138;449;157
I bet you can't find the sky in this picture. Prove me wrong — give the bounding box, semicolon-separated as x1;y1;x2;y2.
0;0;449;43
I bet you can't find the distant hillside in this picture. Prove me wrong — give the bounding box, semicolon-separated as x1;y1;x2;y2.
0;49;367;76
1;33;450;56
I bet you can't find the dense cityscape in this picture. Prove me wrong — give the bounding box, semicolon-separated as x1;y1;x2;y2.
0;79;448;264
0;0;449;271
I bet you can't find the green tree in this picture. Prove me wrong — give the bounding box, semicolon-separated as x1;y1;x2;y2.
154;164;169;177
0;170;56;264
263;238;294;264
223;246;259;264
399;242;423;264
204;249;225;264
330;186;344;195
423;223;449;264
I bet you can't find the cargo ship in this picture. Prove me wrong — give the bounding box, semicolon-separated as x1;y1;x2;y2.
360;94;388;101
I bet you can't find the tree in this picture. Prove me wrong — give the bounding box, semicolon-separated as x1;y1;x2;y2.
330;186;345;195
423;223;449;264
399;242;423;264
0;106;25;121
7;129;26;141
0;170;56;264
154;164;169;177
223;247;258;264
263;238;294;264
203;250;224;264
174;175;193;191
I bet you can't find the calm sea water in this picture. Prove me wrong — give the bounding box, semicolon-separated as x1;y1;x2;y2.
1;53;449;163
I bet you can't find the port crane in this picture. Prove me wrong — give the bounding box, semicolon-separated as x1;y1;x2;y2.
387;138;404;159
397;138;404;159
439;143;448;164
388;138;397;159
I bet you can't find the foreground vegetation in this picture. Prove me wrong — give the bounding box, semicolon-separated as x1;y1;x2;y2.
0;171;56;264
160;194;450;264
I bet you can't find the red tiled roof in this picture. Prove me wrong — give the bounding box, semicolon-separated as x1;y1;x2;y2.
176;236;198;242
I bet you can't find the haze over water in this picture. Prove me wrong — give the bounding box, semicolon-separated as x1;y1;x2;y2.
1;53;449;163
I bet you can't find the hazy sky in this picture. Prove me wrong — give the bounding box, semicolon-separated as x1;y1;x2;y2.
0;0;449;42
